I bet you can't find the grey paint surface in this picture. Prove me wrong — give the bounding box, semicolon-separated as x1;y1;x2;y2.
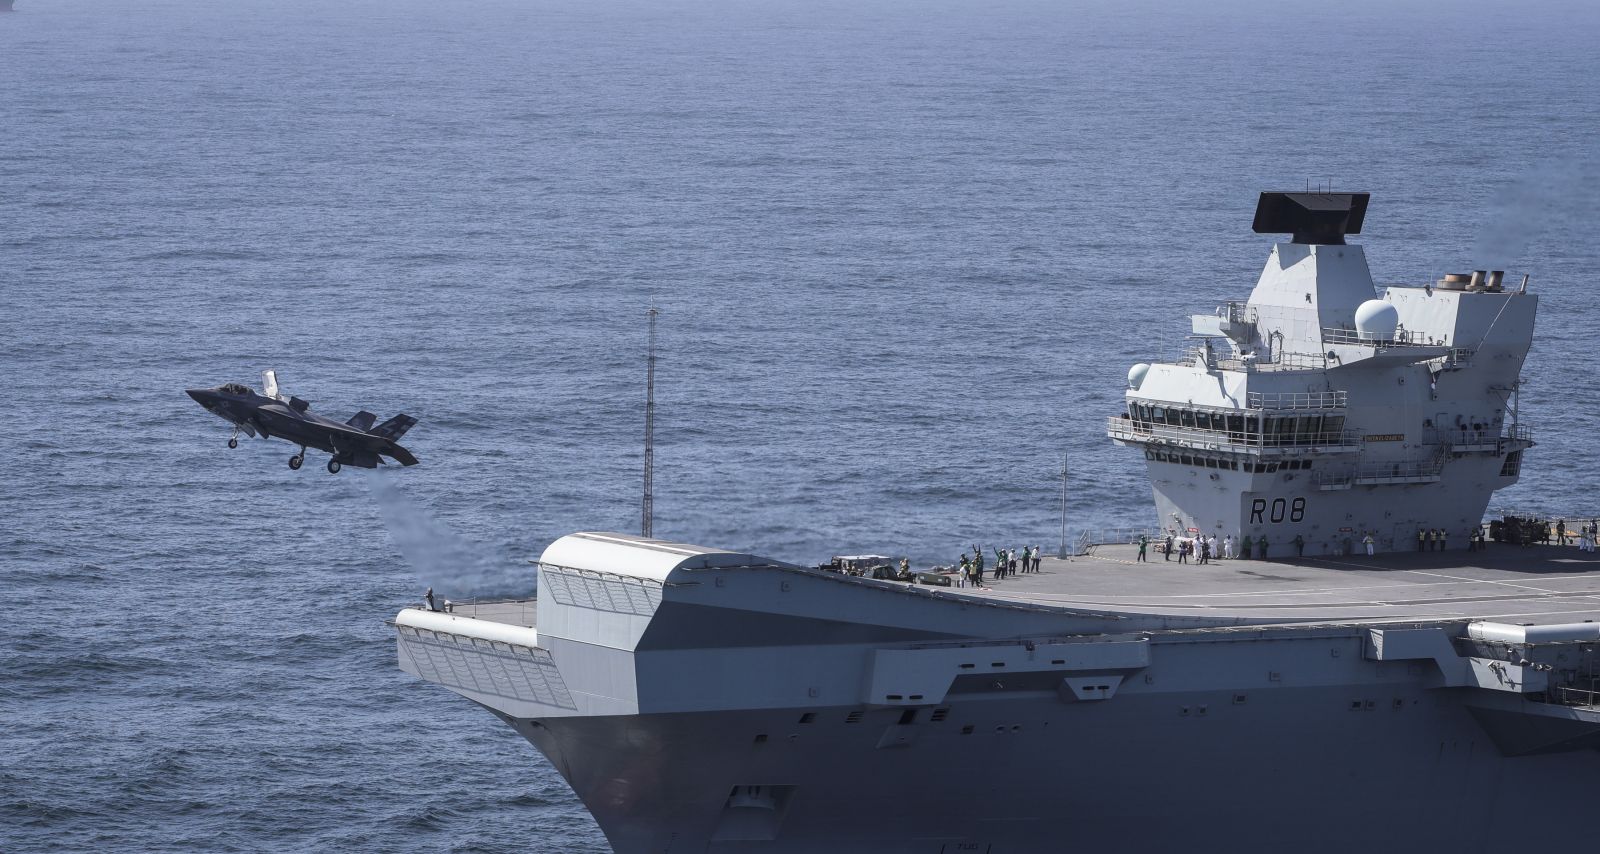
395;203;1600;852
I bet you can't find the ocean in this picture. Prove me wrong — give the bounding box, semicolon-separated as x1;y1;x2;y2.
3;0;1598;850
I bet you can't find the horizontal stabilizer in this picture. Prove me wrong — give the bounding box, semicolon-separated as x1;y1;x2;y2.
346;410;377;431
372;413;417;441
385;445;419;466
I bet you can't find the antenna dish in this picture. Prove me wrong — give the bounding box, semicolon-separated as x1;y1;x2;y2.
1354;300;1399;342
1128;363;1151;390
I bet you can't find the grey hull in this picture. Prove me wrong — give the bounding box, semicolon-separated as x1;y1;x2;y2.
395;198;1599;851
520;689;1599;854
397;534;1600;854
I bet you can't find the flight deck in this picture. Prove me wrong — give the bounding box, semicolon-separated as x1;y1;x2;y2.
942;543;1600;626
428;541;1600;632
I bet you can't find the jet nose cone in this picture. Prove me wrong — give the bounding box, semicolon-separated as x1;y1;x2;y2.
187;388;226;410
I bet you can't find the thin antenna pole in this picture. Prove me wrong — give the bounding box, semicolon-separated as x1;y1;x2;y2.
643;307;658;539
1057;453;1068;559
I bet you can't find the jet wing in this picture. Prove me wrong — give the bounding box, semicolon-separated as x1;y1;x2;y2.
321;420;420;466
256;402;419;466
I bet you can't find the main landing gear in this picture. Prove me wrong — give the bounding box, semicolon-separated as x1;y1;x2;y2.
326;458;342;474
288;449;305;470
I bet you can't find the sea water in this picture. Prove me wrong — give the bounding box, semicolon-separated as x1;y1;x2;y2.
3;0;1598;850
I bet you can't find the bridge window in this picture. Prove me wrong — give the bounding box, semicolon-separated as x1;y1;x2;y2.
1297;415;1322;443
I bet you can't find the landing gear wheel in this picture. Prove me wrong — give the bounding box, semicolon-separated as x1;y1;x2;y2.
288;454;303;470
327;459;342;474
227;437;239;449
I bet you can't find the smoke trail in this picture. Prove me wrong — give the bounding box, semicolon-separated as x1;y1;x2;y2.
364;470;497;599
1473;158;1599;269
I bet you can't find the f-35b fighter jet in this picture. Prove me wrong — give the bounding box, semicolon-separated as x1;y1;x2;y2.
187;370;418;473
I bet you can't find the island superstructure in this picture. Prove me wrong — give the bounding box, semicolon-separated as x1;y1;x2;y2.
394;193;1600;854
1109;192;1535;554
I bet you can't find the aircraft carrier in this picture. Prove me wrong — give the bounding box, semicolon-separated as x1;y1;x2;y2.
395;192;1600;853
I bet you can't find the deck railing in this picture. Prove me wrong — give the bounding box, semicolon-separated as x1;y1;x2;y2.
428;598;537;626
1246;390;1348;410
1108;417;1362;452
1217;301;1256;326
1320;326;1448;348
1554;686;1600;709
1174;346;1330;373
1428;424;1533;447
1072;527;1166;556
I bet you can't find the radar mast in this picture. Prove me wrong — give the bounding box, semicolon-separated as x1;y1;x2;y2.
642;307;658;539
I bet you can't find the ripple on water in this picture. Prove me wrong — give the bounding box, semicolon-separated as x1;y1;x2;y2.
5;2;1599;852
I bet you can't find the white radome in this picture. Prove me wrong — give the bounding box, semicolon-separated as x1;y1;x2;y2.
1354;299;1399;341
1128;363;1150;389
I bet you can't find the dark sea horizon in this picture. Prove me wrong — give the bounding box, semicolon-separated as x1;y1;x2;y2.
4;0;1598;850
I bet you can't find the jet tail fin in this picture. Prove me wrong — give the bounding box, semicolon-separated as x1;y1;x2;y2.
372;413;417;441
261;370;281;400
346;410;377;431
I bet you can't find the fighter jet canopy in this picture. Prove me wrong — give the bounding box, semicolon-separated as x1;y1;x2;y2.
1252;191;1369;245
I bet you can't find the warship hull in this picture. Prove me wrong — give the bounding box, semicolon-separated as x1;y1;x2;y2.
396;194;1598;851
518;676;1599;854
397;534;1600;854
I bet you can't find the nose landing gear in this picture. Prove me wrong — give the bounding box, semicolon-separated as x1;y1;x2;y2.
228;436;239;449
326;458;342;474
288;450;305;470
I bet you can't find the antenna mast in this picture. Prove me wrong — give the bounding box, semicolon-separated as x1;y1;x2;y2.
1057;453;1069;559
643;307;658;539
